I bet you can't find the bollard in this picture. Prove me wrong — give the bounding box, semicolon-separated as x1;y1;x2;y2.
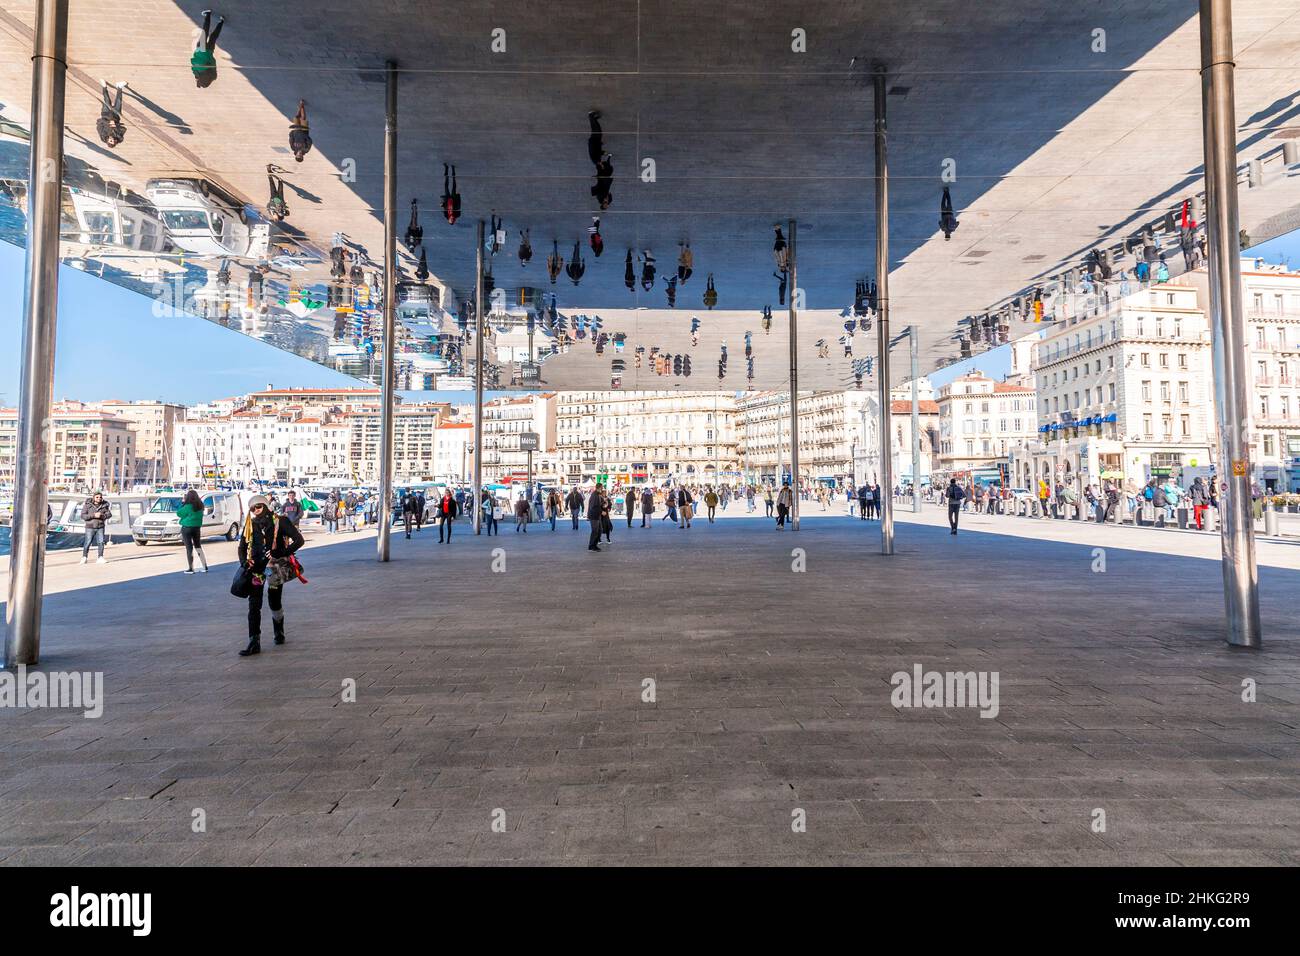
1204;505;1217;533
1264;500;1279;536
1177;506;1189;530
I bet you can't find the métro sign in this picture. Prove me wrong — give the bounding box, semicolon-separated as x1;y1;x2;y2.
518;432;540;452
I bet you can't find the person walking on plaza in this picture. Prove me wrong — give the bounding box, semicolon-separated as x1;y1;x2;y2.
547;488;562;531
96;80;127;148
587;484;606;551
79;491;112;564
1150;480;1168;526
624;486;636;528
640;486;655;527
1103;480;1120;524
191;9;225;89
677;485;694;529
600;488;614;543
857;483;869;520
1190;476;1206;530
281;490;302;526
289;99;313;162
177;489;208;574
437;488;459;543
322;492;339;534
762;483;775;517
566;485;584;529
775;482;794;528
343;491;358;532
236;495;303;657
745;483;756;513
402;490;422;538
481;489;499;536
946;478;965;535
704;486;718;523
662;487;678;524
1037;477;1051;519
514;493;530;533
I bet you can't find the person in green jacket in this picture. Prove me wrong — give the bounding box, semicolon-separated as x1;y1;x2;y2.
191;10;225;89
177;489;209;574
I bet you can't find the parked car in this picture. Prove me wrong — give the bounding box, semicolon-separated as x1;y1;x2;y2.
132;491;244;545
1008;487;1039;515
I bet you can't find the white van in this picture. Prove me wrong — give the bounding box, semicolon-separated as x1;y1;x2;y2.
132;492;244;546
145;177;269;259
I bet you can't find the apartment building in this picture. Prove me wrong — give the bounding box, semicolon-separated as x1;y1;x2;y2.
481;393;558;484
937;373;1038;476
1017;281;1215;488
556;391;737;484
347;403;452;483
0;402;136;492
738;390;875;483
1187;259;1300;491
94;400;186;482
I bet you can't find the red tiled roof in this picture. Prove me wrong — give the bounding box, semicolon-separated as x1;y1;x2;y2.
890;400;940;414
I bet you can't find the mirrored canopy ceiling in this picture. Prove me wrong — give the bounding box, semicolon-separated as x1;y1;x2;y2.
4;0;1300;393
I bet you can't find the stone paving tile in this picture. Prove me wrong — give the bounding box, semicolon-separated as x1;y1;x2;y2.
1;518;1297;865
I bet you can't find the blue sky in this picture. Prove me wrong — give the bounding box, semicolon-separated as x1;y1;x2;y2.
6;229;1300;405
0;240;366;406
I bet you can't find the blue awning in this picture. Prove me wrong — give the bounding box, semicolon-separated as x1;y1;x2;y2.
1102;413;1117;422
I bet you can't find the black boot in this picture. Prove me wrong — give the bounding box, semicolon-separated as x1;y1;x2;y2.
273;614;286;645
239;638;261;656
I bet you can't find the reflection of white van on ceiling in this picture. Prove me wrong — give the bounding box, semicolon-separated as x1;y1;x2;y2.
65;186;168;252
146;177;269;259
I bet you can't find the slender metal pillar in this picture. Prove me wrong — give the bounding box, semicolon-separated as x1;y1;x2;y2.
376;61;398;562
1200;0;1261;647
5;0;68;668
786;219;800;530
472;220;485;534
910;325;922;513
874;68;895;554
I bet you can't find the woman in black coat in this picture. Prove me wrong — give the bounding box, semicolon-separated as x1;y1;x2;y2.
237;495;304;657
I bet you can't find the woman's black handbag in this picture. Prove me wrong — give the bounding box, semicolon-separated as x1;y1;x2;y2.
230;564;254;599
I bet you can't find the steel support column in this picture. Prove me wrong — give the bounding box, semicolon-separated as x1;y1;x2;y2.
910;325;922;514
874;68;895;555
376;61;398;562
5;0;68;668
1199;0;1261;647
787;219;800;530
473;219;485;534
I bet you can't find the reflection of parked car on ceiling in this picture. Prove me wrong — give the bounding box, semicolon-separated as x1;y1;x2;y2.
146;177;269;259
64;185;168;253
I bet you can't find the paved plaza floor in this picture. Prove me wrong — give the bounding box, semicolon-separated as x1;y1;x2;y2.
1;509;1298;865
